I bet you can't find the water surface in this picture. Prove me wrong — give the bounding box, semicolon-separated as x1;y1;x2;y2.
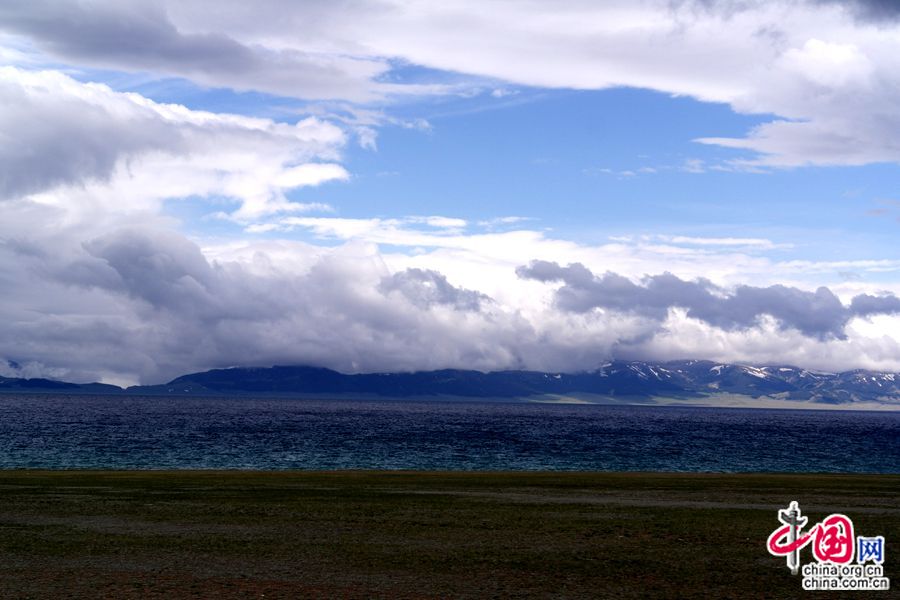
1;395;898;472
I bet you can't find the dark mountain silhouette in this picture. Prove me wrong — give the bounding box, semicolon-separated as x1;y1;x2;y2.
4;360;898;405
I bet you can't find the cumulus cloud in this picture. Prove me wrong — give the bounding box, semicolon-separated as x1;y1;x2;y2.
0;67;347;220
516;260;900;339
850;293;900;316
0;222;547;383
379;268;490;312
0;68;176;200
236;215;900;324
2;216;900;385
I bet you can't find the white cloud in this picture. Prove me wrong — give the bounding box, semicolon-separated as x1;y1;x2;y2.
2;198;900;385
652;235;790;250
270;163;348;194
2;1;900;384
477;216;534;228
166;0;900;167
406;216;468;229
781;38;874;88
4;2;900;166
237;215;900;308
0;66;348;221
625;310;900;374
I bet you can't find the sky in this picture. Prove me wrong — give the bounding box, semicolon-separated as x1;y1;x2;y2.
1;0;900;386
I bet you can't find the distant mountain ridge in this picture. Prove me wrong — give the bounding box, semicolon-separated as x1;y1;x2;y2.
0;376;121;394
3;360;900;406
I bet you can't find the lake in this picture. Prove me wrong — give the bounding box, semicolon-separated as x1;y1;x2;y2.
1;395;898;472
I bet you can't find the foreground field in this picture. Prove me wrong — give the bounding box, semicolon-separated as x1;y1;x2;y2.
0;471;897;599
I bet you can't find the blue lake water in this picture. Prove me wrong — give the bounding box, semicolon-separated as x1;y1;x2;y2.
0;395;898;472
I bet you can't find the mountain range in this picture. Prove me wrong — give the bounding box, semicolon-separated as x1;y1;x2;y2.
2;360;899;407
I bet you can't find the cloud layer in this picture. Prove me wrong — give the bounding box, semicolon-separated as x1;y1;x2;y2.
517;260;900;340
2;2;900;384
0;1;388;101
5;0;900;166
2;212;900;386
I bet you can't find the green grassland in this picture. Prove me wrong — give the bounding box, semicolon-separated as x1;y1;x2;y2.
0;471;898;598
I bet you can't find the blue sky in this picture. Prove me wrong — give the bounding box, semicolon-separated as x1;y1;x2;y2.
128;84;885;259
158;83;900;288
127;78;899;271
1;1;900;384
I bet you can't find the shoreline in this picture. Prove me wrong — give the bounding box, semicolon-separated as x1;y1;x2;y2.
5;389;900;411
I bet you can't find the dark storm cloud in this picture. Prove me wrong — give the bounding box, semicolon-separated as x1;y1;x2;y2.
0;1;383;101
816;0;900;22
84;229;219;313
0;65;346;215
378;268;491;312
676;0;900;22
2;222;899;385
850;293;900;316
517;260;900;339
0;71;182;199
0;226;541;383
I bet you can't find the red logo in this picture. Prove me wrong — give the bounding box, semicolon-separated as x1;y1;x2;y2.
769;502;891;591
769;511;855;564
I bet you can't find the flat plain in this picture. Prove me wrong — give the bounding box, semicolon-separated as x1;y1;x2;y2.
0;471;898;598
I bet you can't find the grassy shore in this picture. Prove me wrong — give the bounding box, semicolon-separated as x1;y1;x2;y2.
0;471;897;598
